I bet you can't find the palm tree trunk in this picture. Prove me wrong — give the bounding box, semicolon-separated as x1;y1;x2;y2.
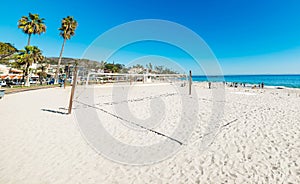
22;63;27;86
27;34;32;46
24;34;32;87
25;65;30;87
55;38;66;84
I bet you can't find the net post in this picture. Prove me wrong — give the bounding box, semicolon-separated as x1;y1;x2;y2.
68;65;78;114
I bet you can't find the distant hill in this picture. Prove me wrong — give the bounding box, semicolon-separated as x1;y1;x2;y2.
44;57;178;74
45;57;101;69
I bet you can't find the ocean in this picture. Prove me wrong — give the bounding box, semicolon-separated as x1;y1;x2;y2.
192;75;300;88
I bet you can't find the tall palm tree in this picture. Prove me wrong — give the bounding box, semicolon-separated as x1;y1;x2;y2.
146;62;153;73
55;16;78;84
99;61;106;72
16;46;44;86
18;13;46;46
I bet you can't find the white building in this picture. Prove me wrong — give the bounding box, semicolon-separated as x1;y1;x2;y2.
0;64;9;75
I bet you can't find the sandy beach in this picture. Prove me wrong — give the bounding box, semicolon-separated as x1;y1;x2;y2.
0;83;299;184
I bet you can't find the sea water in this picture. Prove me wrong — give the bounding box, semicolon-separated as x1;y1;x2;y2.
192;75;300;88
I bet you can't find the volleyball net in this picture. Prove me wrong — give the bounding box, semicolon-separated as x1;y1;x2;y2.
84;72;188;86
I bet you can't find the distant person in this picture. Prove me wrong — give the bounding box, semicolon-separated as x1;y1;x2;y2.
261;82;264;89
208;82;211;89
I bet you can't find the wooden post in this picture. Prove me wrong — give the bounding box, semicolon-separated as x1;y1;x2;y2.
189;70;192;95
68;65;78;114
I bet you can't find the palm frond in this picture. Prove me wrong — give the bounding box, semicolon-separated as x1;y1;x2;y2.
17;13;46;37
58;16;78;40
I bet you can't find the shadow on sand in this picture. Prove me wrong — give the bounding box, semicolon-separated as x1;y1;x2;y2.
41;108;68;115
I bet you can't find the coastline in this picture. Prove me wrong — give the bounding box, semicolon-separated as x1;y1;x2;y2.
192;74;300;89
193;81;300;98
193;81;300;90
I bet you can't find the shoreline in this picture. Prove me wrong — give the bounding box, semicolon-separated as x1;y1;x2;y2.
192;74;300;89
193;81;300;91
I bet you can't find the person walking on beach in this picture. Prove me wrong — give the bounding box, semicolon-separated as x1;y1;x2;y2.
261;82;264;89
208;82;211;89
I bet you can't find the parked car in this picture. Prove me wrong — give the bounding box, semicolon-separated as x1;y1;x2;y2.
6;80;17;86
30;80;37;84
0;81;6;87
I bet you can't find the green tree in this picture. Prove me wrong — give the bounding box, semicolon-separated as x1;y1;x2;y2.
16;46;44;86
155;65;164;74
146;62;153;73
104;63;114;72
112;66;119;73
134;64;144;69
0;42;18;60
55;16;78;84
103;62;123;73
37;71;47;85
37;58;49;85
18;13;46;46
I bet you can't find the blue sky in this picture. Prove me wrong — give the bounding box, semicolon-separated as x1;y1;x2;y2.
0;0;300;74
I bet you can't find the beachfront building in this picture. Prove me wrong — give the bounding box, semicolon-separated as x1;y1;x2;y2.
0;64;23;81
0;63;42;85
9;68;23;74
0;64;9;75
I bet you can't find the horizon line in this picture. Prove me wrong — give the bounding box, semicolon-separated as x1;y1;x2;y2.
193;73;300;76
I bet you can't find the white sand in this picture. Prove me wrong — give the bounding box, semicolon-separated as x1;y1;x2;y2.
0;83;299;184
230;91;257;96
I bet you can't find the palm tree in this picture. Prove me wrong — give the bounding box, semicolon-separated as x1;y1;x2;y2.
16;46;44;86
55;16;78;84
155;65;164;74
146;62;153;73
99;61;106;72
18;13;46;46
